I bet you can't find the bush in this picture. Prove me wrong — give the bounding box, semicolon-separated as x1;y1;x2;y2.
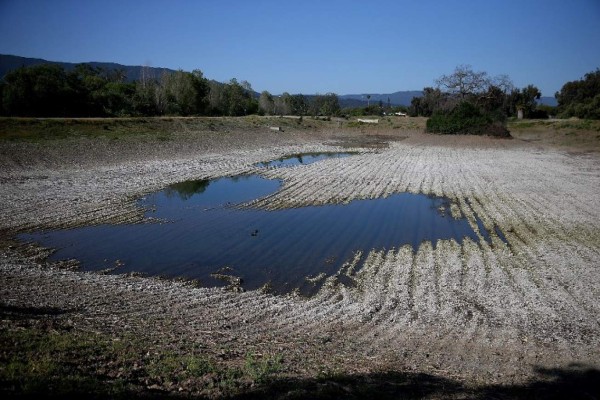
426;101;510;137
536;104;557;118
528;109;549;119
556;69;600;119
559;93;600;120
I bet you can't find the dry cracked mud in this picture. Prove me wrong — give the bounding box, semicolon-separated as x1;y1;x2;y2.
1;118;599;397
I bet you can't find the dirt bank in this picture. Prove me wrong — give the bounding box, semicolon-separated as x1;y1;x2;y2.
1;117;599;398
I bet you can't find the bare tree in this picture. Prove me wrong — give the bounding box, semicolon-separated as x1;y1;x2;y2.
492;74;515;94
275;92;291;115
436;65;491;98
208;81;224;114
240;80;253;93
140;63;155;89
258;90;274;115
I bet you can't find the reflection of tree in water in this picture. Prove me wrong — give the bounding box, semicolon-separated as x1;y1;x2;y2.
165;179;210;200
427;195;451;217
255;152;357;168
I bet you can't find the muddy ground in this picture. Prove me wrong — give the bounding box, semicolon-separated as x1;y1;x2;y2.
1;116;599;398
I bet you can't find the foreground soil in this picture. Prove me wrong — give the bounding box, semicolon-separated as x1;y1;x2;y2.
1;116;599;398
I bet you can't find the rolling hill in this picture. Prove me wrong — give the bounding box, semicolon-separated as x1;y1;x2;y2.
0;54;175;83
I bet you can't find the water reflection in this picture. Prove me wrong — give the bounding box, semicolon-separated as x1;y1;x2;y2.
164;179;210;200
21;174;490;295
256;152;356;168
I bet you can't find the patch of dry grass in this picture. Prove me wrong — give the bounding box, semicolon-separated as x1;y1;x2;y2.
508;118;600;152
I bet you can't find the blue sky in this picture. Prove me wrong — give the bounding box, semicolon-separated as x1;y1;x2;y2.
1;0;599;96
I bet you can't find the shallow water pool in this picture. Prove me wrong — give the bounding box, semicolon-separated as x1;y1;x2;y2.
21;170;489;294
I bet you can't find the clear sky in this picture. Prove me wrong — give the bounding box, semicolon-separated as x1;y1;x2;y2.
1;0;599;96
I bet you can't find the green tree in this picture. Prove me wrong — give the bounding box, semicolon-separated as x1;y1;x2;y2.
424;66;511;135
287;94;309;115
422;87;446;116
1;64;76;116
408;96;422;117
69;64;137;116
132;79;159;115
68;64;106;115
505;85;541;118
224;78;245;115
1;63;209;117
222;78;256;116
240;80;259;115
207;80;225;115
555;69;600;119
98;81;136;116
311;93;340;116
191;69;210;115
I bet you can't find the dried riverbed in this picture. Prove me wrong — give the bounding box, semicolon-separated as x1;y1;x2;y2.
1;118;599;396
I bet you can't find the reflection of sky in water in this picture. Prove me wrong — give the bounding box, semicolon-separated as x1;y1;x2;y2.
21;171;492;295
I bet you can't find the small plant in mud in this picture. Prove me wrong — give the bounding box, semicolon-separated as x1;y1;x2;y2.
143;351;220;389
244;352;284;384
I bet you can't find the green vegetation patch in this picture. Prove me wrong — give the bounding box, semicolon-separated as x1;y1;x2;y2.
555;69;600;119
0;327;134;398
509;119;600;132
0;117;176;142
426;102;510;137
0;323;284;398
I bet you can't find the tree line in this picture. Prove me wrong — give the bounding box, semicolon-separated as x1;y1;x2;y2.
409;65;543;120
405;65;598;135
1;62;597;121
0;63;340;118
405;65;544;135
409;65;600;124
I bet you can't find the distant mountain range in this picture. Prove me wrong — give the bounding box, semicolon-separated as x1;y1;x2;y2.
537;97;558;106
0;54;557;107
0;54;175;83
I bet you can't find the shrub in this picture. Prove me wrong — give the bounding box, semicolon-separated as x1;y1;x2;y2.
559;93;600;120
536;104;557;118
426;101;510;137
528;109;549;119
